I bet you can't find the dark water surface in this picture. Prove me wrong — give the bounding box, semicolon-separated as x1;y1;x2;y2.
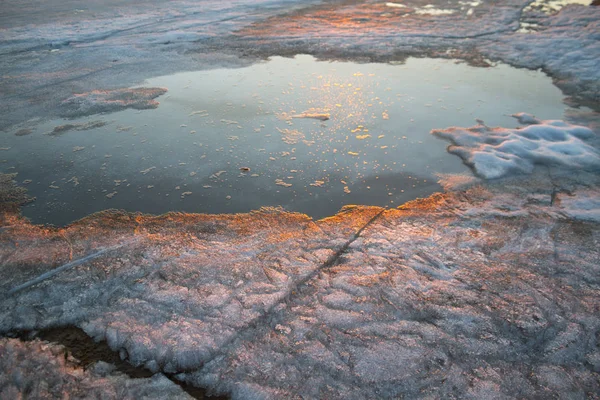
2;56;575;225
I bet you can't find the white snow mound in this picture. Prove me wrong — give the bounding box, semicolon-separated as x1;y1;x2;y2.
432;113;599;179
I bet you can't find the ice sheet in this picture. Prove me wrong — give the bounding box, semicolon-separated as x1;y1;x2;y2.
1;170;599;398
181;178;600;399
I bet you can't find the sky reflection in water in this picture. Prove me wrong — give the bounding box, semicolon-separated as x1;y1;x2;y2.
4;55;573;225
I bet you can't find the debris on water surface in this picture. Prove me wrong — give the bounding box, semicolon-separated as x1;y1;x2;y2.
275;179;292;187
225;195;232;199
72;146;85;152
291;111;330;121
47;120;108;136
59;87;167;118
105;191;117;198
240;167;251;172
310;180;326;187
210;171;227;179
180;191;192;198
15;128;33;136
277;128;305;145
140;167;156;175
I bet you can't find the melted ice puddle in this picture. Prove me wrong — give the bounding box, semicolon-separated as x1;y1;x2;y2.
4;55;586;225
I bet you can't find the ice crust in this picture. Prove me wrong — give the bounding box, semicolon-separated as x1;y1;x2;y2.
1;172;599;398
432;114;600;179
0;338;193;399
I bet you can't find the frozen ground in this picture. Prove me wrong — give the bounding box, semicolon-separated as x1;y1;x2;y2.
1;0;600;399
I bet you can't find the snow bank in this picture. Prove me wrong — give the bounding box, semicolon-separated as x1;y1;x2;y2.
432;114;599;179
0;338;192;399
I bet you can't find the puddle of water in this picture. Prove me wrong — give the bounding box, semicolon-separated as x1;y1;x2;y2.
1;55;581;225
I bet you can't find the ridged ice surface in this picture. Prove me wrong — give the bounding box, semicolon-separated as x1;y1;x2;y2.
1;166;599;398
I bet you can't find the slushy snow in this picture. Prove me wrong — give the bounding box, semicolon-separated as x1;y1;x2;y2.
432;114;600;179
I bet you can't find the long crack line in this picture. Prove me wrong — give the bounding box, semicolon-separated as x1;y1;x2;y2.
4;238;141;297
186;208;387;374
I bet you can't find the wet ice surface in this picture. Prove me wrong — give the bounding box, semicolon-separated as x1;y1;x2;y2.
3;56;585;226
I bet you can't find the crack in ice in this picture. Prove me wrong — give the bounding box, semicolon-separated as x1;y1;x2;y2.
5;239;140;297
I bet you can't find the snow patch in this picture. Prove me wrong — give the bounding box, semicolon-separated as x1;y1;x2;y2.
432;114;600;179
524;0;594;14
385;2;407;8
